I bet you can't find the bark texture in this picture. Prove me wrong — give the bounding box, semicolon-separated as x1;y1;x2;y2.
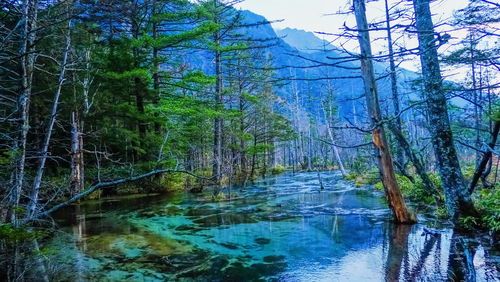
412;0;475;220
9;0;38;224
353;0;414;224
70;111;84;196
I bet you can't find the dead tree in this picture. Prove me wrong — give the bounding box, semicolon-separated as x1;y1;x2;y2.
70;111;84;196
8;0;38;224
353;0;414;224
27;5;73;219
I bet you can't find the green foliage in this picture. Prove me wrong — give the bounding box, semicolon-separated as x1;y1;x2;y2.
396;174;436;205
462;164;476;180
0;224;46;244
271;165;286;175
344;170;379;188
347;170;442;207
474;188;500;232
212;192;227;201
0;151;14;165
458;216;480;230
435;206;449;219
350;155;370;174
156;173;188;192
374;182;384;191
247;144;275;155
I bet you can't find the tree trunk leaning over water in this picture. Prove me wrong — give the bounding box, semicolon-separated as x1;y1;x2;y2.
353;0;415;224
27;169;213;222
412;0;476;220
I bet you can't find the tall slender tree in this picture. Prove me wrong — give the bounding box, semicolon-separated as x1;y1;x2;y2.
412;0;476;220
413;0;475;220
353;0;414;224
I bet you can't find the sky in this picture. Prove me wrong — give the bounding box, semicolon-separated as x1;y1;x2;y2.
234;0;472;72
234;0;469;33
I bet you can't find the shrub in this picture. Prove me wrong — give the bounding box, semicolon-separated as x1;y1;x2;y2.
462;164;476;181
344;170;381;188
435;206;448;219
458;216;480;230
271;165;286;175
0;224;46;244
474;188;500;232
396;174;436;205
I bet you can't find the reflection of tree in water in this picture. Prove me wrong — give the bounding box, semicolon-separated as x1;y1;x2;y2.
385;224;443;281
384;224;499;282
448;235;477;281
71;205;87;282
385;224;411;281
446;232;500;281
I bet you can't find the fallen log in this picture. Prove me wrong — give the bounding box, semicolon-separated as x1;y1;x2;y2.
27;169;213;222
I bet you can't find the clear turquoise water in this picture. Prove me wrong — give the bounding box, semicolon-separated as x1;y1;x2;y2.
49;171;499;281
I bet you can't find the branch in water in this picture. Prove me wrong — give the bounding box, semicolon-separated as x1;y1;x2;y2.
28;169;213;222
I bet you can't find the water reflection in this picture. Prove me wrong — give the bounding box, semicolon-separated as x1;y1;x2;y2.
39;172;499;281
385;224;411;281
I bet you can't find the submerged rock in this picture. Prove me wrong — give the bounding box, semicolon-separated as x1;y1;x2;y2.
193;213;258;227
263;255;285;263
219;242;240;250
85;232;188;259
254;238;271;245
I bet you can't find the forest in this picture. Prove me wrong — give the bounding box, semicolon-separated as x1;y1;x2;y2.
0;0;499;281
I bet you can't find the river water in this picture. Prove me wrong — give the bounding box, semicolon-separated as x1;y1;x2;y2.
48;171;499;281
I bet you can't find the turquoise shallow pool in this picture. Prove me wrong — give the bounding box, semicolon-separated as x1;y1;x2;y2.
49;171;499;281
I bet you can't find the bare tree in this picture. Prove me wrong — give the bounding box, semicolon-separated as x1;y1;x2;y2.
8;0;38;224
27;2;73;219
353;0;414;224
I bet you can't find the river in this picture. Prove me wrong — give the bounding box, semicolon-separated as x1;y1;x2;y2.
47;171;498;281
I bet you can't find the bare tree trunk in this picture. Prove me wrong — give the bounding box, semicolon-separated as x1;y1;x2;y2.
70;112;84;196
212;8;223;183
353;0;414;224
238;71;247;176
27;11;72;219
469;33;481;165
8;0;38;224
413;0;475;220
307;127;312;170
82;49;92;114
250;123;257;180
322;106;346;176
321;38;346;176
384;0;406;173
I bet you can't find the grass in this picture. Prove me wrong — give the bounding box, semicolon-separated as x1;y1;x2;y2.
474;187;500;232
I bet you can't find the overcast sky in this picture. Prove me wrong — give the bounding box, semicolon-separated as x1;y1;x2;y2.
234;0;471;73
234;0;469;33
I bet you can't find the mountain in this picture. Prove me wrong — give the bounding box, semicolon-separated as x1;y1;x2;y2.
182;9;422;123
275;28;331;53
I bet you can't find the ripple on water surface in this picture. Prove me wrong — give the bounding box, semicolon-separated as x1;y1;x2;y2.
48;171;499;281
